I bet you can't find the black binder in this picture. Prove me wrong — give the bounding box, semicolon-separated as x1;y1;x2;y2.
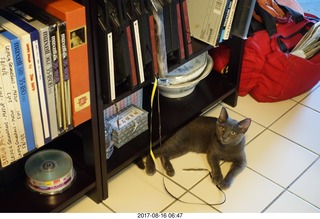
109;0;138;94
97;0;116;103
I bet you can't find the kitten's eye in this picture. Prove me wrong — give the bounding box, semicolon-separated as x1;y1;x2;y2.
220;126;225;131
231;131;236;135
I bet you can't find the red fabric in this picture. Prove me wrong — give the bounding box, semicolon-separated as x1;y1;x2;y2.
210;14;320;102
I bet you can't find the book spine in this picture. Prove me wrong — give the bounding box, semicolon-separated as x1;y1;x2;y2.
0;44;15;166
0;14;45;148
31;32;51;143
38;25;59;139
2;31;36;153
49;24;63;133
4;36;29;157
216;0;231;46
223;0;237;40
0;38;22;161
0;63;10;167
126;25;138;88
107;31;116;101
132;20;145;84
56;22;67;131
180;0;193;56
60;22;72;130
175;0;185;61
0;79;11;167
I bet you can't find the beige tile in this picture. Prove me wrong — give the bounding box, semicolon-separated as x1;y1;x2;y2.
224;95;297;127
270;104;320;154
265;191;320;213
156;153;211;190
63;196;112;213
163;192;219;213
190;163;283;212
289;158;320;209
300;85;320;112
102;164;186;212
292;82;320;103
246;130;318;187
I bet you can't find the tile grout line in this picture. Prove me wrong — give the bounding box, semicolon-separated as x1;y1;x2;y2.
261;156;320;212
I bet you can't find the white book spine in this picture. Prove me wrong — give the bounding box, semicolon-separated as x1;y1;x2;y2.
133;20;145;83
0;16;45;148
1;35;28;158
32;39;50;140
0;40;21;161
107;32;115;101
0;44;13;167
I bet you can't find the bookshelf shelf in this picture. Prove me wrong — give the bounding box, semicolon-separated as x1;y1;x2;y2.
0;0;104;212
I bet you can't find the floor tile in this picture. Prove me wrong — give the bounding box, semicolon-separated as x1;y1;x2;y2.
63;196;112;213
264;191;320;213
300;85;320;112
189;163;283;212
270;104;320;155
102;164;186;212
289;158;320;209
155;153;211;190
162;192;219;213
246;130;318;187
224;95;297;127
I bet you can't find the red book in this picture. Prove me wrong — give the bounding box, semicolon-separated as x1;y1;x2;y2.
28;0;91;127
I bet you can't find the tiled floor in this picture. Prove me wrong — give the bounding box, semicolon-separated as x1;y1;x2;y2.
63;0;320;214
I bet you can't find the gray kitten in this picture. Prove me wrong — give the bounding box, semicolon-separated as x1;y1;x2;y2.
145;107;251;189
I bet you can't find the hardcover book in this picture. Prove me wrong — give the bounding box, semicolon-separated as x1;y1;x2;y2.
28;0;91;128
0;15;45;148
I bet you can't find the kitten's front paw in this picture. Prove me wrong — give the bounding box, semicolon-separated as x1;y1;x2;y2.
211;174;223;185
165;166;175;177
219;179;232;190
146;167;156;176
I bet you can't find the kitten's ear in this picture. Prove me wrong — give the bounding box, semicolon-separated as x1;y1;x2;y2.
238;118;251;133
218;107;228;123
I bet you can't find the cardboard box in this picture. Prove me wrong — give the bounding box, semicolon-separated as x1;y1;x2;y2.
106;105;148;148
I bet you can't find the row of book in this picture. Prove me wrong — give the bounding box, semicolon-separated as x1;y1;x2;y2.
97;0;193;103
0;0;91;168
187;0;256;47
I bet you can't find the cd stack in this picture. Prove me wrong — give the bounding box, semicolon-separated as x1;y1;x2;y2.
25;149;75;195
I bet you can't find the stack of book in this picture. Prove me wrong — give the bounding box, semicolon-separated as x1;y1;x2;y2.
0;0;91;168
